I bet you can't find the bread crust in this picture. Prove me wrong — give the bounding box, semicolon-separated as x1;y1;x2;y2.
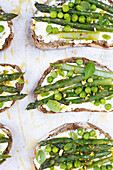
0;10;14;51
0;63;24;113
0;123;13;165
31;0;113;50
33;122;112;170
34;57;113;113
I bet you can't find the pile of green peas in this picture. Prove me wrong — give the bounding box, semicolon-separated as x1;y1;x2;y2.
94;165;112;170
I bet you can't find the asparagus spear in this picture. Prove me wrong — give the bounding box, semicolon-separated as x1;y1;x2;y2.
39;137;113;146
40;151;111;169
0;155;11;159
0;94;27;102
26;95;54;110
60;90;113;105
0;72;24;83
50;63;113;79
85;0;113;14
0;137;11;143
35;2;113;23
86;156;113;168
0;85;19;93
34;75;85;94
33;17;113;32
0;13;18;21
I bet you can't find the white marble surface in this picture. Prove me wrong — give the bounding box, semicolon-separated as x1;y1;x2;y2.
0;0;113;169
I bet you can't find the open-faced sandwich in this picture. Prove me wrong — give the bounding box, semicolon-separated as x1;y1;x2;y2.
0;63;27;113
0;123;12;165
33;122;113;170
26;57;113;113
31;0;113;49
0;7;17;51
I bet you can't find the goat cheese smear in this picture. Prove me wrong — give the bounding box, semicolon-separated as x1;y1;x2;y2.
0;65;18;109
34;127;112;170
37;63;113;112
0;129;8;154
0;21;11;49
32;0;113;45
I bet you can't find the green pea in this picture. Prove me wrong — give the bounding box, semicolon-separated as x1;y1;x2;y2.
90;4;97;11
67;70;73;77
87;78;93;83
50;167;54;170
62;4;69;12
60;163;67;169
91;86;98;93
79;16;85;23
52;27;59;34
46;25;52;33
58;70;65;77
100;98;106;105
45;145;51;152
80;91;86;98
75;87;82;94
58;12;64;19
63;25;71;32
72;14;78;22
50;11;57;18
77;128;84;136
106;165;112;170
94;100;100;106
41;92;50;97
68;2;74;8
64;143;72;151
76;5;83;11
86;17;92;23
0;102;3;108
105;103;112;111
83;132;90;140
0;25;5;33
67;162;73;169
64;13;70;20
100;165;106;170
50;70;58;78
47;76;53;83
54;93;62;101
52;146;58;153
74;161;81;168
94;166;100;170
54;89;59;94
75;0;81;4
76;59;83;65
89;130;96;137
85;87;91;93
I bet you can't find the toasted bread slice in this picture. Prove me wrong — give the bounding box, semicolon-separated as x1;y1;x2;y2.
0;123;13;165
31;0;113;50
33;122;112;170
0;63;24;113
0;10;14;51
34;57;113;113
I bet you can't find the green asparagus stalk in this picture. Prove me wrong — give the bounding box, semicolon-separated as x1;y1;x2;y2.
35;2;113;23
50;63;113;79
26;95;54;110
60;90;113;105
86;156;113;168
0;85;19;93
0;155;11;159
0;94;27;102
34;75;85;94
0;13;18;21
33;17;113;32
0;72;24;83
0;137;11;143
51;31;100;40
40;151;111;169
39;137;113;146
85;0;113;14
